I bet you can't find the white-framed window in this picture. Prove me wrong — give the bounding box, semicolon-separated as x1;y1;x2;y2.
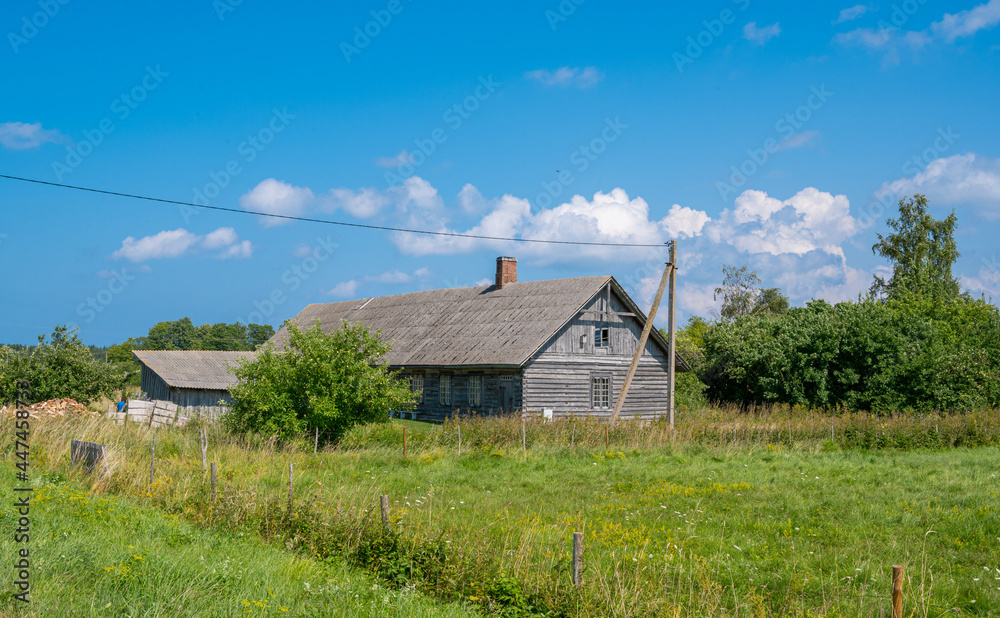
440;374;452;405
594;327;609;349
591;375;611;409
410;373;424;404
469;375;482;406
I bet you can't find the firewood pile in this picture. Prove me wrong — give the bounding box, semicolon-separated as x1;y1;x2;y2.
22;398;97;418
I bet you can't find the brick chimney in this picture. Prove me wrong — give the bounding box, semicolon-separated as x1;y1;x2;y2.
495;256;517;288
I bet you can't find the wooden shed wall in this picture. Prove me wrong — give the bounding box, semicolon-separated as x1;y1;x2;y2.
139;365;233;408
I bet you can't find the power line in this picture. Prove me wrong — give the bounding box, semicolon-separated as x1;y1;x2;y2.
0;174;669;248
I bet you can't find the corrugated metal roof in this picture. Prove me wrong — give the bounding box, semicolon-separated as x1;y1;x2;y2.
132;350;255;390
270;276;613;367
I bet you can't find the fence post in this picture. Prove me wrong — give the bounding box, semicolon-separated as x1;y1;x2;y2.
288;463;294;516
314;428;319;454
210;462;217;504
200;428;208;472
522;419;527;455
892;564;903;618
572;532;583;586
403;427;408;457
380;494;390;532
571;424;575;448
148;436;156;492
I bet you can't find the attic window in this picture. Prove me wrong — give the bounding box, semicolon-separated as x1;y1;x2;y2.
594;327;610;349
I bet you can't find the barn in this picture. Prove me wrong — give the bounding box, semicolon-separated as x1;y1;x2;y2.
132;350;255;411
271;257;688;422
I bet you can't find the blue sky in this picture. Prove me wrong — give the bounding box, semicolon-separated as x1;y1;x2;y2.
2;0;1000;345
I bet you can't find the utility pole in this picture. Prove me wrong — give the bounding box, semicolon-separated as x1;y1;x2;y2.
667;240;677;427
611;241;676;424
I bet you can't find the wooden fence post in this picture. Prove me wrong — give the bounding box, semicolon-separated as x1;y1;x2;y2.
314;428;319;454
380;495;390;531
571;424;575;448
892;564;903;618
522;419;527;455
403;427;408;457
148;436;155;492
210;462;217;504
288;463;294;515
572;532;583;586
200;428;208;472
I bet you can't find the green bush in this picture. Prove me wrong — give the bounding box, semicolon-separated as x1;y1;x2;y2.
225;321;416;441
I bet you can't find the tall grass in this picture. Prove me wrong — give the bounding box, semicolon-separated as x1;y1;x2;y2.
7;406;1000;616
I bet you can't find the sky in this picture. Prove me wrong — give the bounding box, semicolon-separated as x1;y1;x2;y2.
2;0;1000;346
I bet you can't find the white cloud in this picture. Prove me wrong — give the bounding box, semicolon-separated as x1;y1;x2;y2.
321;187;391;218
217;240;252;260
833;4;870;24
239;179;314;227
457;183;487;214
932;0;1000;42
524;66;604;89
111;227;249;262
659;204;711;238
201;227;239;250
0;121;67;150
366;269;412;284
778;130;821;151
961;264;1000;299
712;188;859;257
374;150;414;168
328;280;360;298
743;21;781;45
835;0;1000;64
879;153;1000;218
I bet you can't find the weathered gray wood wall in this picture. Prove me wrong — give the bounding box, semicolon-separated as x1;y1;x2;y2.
522;284;672;419
139;365;232;408
396;369;523;422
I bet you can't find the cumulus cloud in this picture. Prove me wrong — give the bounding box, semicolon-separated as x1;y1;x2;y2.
710;188;860;257
879;153;1000;218
835;0;1000;64
239;179;314;227
833;4;871;24
743;21;782;45
659;204;711;238
524;66;604;89
111;227;251;262
0;121;67;150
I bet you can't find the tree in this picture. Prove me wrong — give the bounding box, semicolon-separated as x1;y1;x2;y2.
0;326;136;404
714;264;788;322
871;194;961;301
225;321;416;441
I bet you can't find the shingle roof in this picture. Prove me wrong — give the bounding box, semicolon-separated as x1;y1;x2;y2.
269;276;682;368
270;277;611;367
132;350;255;390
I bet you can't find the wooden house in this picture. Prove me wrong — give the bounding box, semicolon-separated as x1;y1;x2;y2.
271;257;688;422
132;350;255;410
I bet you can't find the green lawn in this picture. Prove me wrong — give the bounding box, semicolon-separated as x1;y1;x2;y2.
0;472;478;617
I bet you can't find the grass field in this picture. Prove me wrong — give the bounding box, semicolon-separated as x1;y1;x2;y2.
5;410;1000;616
